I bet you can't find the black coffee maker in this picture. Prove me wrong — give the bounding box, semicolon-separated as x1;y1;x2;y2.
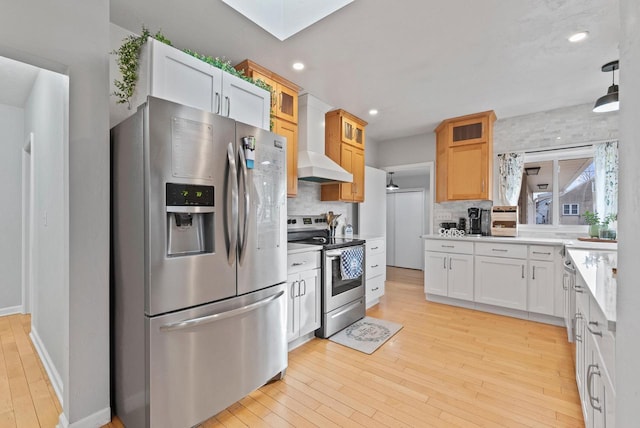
468;207;481;236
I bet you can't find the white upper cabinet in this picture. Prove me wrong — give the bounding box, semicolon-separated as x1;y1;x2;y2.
114;38;270;130
221;72;271;129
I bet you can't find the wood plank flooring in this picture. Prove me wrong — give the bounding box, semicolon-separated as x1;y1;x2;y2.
0;314;62;428
3;266;583;427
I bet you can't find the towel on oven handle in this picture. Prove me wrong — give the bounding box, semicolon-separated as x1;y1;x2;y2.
340;246;364;280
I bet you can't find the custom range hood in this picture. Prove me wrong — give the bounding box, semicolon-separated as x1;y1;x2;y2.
297;93;353;183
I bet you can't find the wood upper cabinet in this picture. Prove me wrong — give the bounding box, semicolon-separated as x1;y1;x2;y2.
435;110;496;202
321;109;367;202
235;60;300;197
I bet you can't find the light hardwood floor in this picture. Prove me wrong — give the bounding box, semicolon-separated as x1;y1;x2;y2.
4;267;584;427
0;314;62;428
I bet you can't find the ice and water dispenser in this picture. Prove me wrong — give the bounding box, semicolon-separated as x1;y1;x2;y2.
166;183;215;256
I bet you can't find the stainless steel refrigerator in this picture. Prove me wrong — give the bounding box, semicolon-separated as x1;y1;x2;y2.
111;96;288;428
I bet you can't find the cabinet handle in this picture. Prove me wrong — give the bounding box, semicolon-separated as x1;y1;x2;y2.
215;92;221;114
449;258;452;270
587;321;603;337
224;96;231;117
492;248;508;252
441;245;454;248
532;266;536;280
533;251;551;255
371;246;379;250
291;261;307;267
371;264;379;268
575;333;582;343
573;284;584;294
300;279;307;296
372;287;379;291
291;281;298;299
521;265;525;278
587;364;603;412
562;273;568;291
279;92;283;110
482;179;485;193
443;257;447;269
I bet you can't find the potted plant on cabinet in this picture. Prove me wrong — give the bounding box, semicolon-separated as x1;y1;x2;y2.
599;213;617;240
583;210;601;238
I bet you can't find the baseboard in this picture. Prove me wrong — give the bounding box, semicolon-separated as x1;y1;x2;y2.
30;328;64;406
57;407;111;428
0;305;23;316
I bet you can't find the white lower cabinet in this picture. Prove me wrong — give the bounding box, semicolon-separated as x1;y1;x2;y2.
365;239;386;308
286;268;320;343
424;251;473;300
286;250;321;344
474;255;527;310
527;260;555;315
574;273;616;428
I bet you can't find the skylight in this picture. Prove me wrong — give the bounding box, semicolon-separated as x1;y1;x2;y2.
221;0;354;41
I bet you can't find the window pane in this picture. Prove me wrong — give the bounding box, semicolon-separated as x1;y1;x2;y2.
518;160;553;225
559;158;594;225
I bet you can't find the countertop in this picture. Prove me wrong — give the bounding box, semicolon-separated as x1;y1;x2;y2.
567;248;617;330
422;234;565;246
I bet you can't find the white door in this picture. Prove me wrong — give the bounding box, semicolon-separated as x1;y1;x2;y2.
448;253;474;301
475;256;527;310
392;190;424;269
424;251;447;296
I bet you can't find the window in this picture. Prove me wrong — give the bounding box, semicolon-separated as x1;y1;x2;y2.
563;204;579;215
517;147;595;227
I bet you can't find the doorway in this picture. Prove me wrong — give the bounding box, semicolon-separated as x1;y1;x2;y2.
387;189;424;269
384;162;434;270
22;133;34;314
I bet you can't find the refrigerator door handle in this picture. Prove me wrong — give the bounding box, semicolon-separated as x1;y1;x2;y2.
238;146;250;265
159;290;285;332
226;142;239;266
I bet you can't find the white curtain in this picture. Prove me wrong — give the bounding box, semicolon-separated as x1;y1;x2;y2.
594;140;619;220
497;153;524;206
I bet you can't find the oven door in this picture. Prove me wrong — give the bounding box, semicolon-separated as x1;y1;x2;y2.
324;245;366;312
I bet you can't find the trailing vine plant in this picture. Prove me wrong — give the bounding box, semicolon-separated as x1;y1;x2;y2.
112;26;274;113
111;27;172;108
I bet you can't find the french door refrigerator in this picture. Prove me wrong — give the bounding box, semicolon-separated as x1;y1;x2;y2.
111;96;287;428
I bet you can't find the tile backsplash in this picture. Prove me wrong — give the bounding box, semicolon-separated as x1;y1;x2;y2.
287;181;356;235
433;200;493;232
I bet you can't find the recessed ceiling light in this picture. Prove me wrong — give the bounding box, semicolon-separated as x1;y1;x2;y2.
568;31;589;43
556;136;562;140
369;109;378;116
292;62;305;71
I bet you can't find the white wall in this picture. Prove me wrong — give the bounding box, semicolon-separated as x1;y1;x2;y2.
616;0;640;423
376;133;436;168
0;1;111;426
0;104;25;313
24;69;68;398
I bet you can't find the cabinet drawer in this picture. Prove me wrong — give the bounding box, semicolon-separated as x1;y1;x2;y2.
366;252;385;279
287;251;321;274
425;239;473;254
588;297;615;381
475;242;527;259
367;276;385;301
528;245;557;261
366;239;385;256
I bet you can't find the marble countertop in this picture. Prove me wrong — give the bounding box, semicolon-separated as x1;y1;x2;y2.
422;234;565;246
567;248;617;330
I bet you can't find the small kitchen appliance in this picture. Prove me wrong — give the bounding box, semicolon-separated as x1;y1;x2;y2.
468;207;482;236
287;215;366;338
480;209;491;236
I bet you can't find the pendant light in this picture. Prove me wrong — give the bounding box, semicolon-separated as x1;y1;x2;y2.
593;60;619;113
386;172;399;190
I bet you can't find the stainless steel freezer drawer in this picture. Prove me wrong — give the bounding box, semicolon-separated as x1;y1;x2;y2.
147;283;287;428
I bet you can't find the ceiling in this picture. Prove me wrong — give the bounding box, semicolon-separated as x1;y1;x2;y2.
112;1;616;143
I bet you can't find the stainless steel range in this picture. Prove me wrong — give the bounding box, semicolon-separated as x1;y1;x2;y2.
287;215;366;338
